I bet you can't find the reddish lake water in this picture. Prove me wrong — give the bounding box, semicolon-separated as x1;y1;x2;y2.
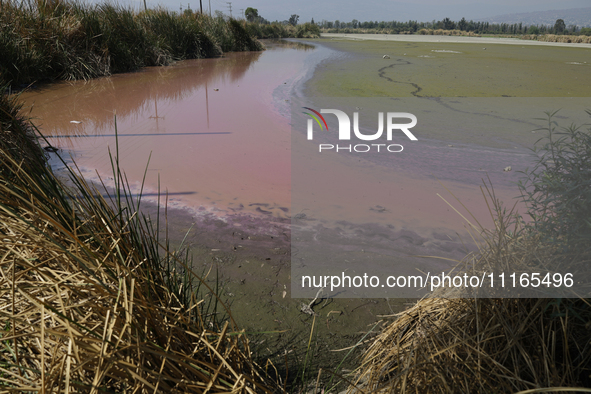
22;38;585;298
19;39;568;240
20;40;319;219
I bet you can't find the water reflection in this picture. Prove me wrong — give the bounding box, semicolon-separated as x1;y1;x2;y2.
19;41;321;218
22;51;263;144
267;39;315;51
47;132;231;138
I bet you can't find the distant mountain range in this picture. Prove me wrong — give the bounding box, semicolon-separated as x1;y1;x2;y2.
478;7;591;27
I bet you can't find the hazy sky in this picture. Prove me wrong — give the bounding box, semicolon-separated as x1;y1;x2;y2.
131;0;589;23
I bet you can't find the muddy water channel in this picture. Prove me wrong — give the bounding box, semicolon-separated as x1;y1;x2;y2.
19;41;408;369
21;40;320;219
20;37;591;299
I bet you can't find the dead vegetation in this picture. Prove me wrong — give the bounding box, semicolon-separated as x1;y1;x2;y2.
418;28;481;36
350;295;591;393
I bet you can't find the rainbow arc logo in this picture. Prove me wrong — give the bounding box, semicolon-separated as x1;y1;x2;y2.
301;105;417;153
302;107;328;132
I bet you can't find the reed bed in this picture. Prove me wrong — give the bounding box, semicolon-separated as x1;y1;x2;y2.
351;296;591;393
0;91;45;173
0;0;263;86
0;90;272;392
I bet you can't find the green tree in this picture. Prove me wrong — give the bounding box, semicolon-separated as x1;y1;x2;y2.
554;18;566;34
442;17;455;30
527;25;540;35
289;14;299;26
245;7;258;22
458;17;467;31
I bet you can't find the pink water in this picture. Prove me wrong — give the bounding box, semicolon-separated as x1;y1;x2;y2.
19;40;530;238
21;41;318;218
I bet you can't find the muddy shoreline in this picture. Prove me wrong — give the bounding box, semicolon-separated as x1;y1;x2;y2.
112;184;406;384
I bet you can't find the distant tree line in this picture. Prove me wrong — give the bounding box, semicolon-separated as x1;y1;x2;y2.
317;17;590;36
241;6;591;38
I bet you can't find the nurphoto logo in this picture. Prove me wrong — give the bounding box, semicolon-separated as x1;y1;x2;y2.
302;107;418;153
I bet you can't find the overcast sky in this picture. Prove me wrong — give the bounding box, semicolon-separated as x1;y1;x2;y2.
127;0;589;23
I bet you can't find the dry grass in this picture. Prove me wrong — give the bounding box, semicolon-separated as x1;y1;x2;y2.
349;185;591;393
418;28;480;36
0;100;272;392
350;296;591;393
521;34;591;44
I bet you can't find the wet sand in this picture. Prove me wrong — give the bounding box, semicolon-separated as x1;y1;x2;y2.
297;37;591;231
